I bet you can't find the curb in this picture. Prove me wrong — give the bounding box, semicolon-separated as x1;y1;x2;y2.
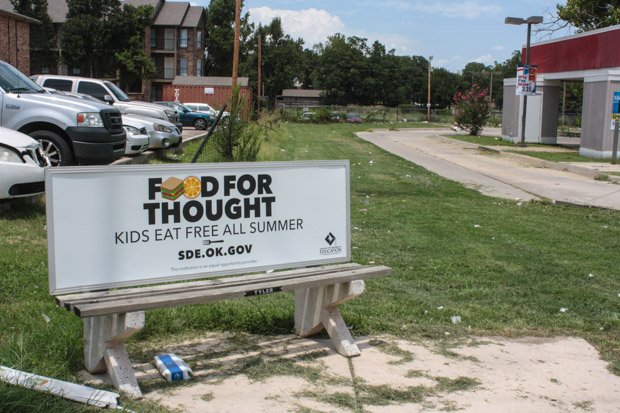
435;135;609;180
112;133;207;166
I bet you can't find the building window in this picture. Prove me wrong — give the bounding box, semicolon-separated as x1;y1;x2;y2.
179;58;188;76
164;28;175;50
196;59;202;77
197;31;202;49
180;29;188;48
72;67;81;75
150;28;157;48
164;57;174;79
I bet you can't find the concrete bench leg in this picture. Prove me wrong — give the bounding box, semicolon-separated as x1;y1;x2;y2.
83;311;145;398
294;280;365;357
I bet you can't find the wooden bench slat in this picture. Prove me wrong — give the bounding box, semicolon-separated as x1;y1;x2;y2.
56;263;363;310
72;265;392;318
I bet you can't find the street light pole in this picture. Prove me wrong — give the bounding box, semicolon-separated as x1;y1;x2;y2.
427;56;433;123
505;16;543;147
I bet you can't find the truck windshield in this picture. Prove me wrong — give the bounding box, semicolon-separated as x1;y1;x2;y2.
0;61;45;94
104;81;131;102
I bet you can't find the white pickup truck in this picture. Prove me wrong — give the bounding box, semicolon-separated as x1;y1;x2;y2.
0;61;126;166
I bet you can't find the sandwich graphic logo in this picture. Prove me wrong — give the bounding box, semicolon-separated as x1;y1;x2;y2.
160;176;202;201
160;177;185;200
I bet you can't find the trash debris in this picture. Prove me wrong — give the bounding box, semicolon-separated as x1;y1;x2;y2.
369;160;374;165
451;316;462;324
588;273;595;279
437;306;444;310
474;224;481;228
41;313;50;323
516;202;523;207
359;208;368;212
154;354;193;382
444;331;450;335
368;261;376;264
0;366;119;409
560;308;568;313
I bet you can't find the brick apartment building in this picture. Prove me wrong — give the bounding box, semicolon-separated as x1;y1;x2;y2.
0;5;38;75
0;0;205;101
125;0;206;101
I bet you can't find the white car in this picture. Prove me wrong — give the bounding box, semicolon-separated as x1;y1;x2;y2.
0;127;48;199
122;115;181;149
123;125;150;155
184;102;229;118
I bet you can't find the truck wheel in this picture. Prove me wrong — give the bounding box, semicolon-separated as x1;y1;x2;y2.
30;130;74;167
193;118;207;130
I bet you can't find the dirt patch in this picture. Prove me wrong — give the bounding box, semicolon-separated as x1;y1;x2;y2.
132;334;620;412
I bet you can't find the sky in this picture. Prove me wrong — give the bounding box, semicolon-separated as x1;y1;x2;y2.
194;0;576;73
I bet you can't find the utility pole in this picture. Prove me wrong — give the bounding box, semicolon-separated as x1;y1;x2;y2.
231;0;241;95
257;33;262;115
427;56;433;122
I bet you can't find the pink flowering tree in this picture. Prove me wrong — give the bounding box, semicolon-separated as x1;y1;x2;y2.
452;85;491;135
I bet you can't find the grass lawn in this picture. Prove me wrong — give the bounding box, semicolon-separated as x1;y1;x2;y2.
1;122;619;411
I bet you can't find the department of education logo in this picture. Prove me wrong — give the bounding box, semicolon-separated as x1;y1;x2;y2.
320;232;342;255
325;232;336;246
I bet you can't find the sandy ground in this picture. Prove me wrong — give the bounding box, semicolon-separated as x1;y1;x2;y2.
131;333;620;412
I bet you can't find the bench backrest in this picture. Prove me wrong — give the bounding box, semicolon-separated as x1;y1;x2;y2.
46;160;350;294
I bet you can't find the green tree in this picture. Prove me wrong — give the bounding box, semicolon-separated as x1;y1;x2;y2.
10;0;57;73
62;0;122;77
243;17;304;110
113;5;156;89
557;0;620;31
314;34;370;105
62;0;155;84
205;0;252;76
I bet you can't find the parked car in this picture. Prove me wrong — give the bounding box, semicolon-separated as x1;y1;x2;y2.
121;115;181;149
123;125;150;155
154;101;214;130
0;127;48;199
302;112;316;121
0;61;126;167
30;75;183;132
346;113;363;124
183;102;229;118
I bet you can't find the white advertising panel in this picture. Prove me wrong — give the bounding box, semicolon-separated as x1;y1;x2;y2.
46;161;350;294
516;65;537;96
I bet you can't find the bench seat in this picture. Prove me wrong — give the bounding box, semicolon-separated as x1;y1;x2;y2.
54;263;392;397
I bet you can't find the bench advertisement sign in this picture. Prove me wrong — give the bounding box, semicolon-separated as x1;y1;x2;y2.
46;161;350;294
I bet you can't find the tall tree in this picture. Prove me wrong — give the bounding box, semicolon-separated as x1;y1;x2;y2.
113;4;156;89
61;0;155;84
315;34;370;105
205;0;252;76
243;17;304;110
62;0;122;77
10;0;57;73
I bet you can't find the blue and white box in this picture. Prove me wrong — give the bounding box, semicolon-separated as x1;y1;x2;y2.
154;353;193;382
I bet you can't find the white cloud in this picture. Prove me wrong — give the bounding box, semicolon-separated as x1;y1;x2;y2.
473;54;494;64
249;7;346;47
493;45;504;51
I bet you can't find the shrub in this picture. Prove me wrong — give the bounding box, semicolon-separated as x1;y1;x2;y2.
212;86;263;161
453;85;491;135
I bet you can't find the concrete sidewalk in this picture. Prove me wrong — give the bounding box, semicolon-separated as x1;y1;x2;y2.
356;128;620;210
